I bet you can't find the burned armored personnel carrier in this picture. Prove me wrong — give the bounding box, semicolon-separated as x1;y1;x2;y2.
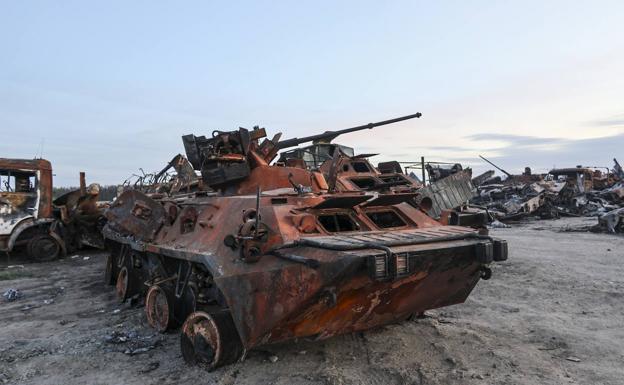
103;114;508;369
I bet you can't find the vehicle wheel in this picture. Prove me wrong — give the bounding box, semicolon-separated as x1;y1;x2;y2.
180;310;244;370
104;253;119;286
145;284;175;332
116;267;129;301
27;234;61;262
115;266;134;302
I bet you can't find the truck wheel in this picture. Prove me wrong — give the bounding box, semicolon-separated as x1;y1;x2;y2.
27;234;61;262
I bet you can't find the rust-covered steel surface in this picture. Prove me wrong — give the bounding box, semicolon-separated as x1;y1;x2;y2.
319;155;422;194
102;114;508;369
418;170;476;219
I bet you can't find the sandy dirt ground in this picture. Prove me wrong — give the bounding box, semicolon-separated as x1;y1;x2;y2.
1;217;622;385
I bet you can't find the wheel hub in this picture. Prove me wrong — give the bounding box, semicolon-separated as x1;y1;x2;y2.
145;285;174;332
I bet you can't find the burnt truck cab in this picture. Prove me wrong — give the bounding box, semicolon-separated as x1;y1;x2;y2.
0;158;105;261
0;158;62;260
549;167;594;194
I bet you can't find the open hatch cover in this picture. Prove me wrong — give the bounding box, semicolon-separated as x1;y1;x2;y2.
361;192;419;207
312;195;370;210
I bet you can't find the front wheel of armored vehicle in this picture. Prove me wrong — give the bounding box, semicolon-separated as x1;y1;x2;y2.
27;234;61;262
180;310;244;370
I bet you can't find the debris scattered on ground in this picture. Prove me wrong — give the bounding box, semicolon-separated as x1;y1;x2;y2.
124;347;152;355
105;330;137;344
0;371;11;384
268;355;279;363
565;356;581;363
2;288;21;302
104;330;163;356
138;361;160;373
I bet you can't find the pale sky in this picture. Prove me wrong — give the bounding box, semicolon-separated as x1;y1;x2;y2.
1;1;623;186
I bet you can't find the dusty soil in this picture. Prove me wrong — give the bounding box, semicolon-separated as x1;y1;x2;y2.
1;217;622;385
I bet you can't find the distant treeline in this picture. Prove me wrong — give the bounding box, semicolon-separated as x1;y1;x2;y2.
52;185;118;201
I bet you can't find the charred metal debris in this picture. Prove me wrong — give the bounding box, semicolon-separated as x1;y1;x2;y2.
470;156;624;233
102;113;508;370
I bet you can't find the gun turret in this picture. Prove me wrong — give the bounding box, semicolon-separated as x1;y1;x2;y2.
276;112;422;150
182;113;422;190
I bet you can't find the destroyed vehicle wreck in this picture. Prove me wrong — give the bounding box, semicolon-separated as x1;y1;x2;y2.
469;157;624;233
103;113;508;370
0;158;106;261
118;154;199;197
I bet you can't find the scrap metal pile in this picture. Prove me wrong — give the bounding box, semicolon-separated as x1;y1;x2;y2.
469;156;624;233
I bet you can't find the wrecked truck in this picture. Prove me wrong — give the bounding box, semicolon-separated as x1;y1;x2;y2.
0;158;105;261
103;114;508;370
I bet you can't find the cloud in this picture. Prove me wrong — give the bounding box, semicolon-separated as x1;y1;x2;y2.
587;113;624;127
465;133;561;147
463;132;624;175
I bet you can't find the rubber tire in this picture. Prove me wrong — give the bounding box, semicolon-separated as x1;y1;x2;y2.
27;234;61;262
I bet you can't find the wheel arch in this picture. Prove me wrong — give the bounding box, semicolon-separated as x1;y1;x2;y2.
8;218;66;255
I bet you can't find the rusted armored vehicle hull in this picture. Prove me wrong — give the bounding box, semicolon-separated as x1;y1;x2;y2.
239;229;489;345
105;189;505;368
103;114;507;369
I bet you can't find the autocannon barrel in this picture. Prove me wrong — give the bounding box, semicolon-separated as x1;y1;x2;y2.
275;112;422;149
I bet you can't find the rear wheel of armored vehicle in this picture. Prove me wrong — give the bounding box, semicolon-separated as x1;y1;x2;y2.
104;254;117;286
145;284;175;332
27;234;61;262
180;310;244;370
115;266;142;303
